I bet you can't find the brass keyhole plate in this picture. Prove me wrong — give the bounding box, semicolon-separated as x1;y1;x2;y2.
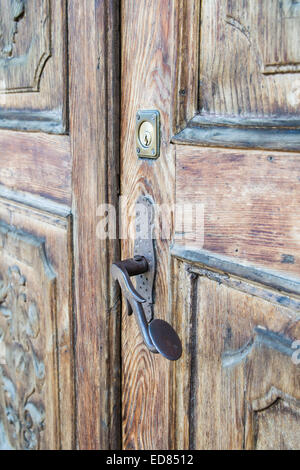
136;110;160;159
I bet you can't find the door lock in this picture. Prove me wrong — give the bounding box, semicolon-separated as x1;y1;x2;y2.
136;110;160;158
111;195;182;361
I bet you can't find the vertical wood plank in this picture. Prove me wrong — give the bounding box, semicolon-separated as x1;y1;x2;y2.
69;0;120;449
171;0;200;133
171;259;195;449
121;0;176;450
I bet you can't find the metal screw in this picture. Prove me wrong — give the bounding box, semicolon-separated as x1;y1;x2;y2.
137;147;141;154
137;114;141;121
151;149;155;156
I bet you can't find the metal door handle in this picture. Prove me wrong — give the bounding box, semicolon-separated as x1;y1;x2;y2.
112;255;182;361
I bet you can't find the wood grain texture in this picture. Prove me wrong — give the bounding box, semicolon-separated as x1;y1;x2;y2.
175;145;300;278
0;199;74;449
0;0;68;133
248;397;300;450
121;0;177;450
172;259;300;450
200;0;300;119
244;339;300;450
69;0;120;450
171;0;200;134
0;130;71;205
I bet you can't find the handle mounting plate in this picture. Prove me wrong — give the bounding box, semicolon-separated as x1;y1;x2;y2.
134;195;156;322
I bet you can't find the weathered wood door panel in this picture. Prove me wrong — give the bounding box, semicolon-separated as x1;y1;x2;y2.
0;0;120;450
121;0;300;450
0;201;73;450
0;0;73;450
173;264;300;449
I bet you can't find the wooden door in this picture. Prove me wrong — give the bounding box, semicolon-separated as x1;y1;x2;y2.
120;0;300;450
0;1;120;450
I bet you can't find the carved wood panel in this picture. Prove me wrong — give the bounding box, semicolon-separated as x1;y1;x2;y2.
0;0;67;133
200;0;300;119
246;390;300;449
226;0;300;75
0;199;74;450
0;0;50;93
0;221;58;449
172;260;300;449
0;0;25;59
262;0;300;74
224;327;300;450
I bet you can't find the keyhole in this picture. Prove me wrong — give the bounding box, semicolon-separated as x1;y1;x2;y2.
143;131;151;147
138;121;153;148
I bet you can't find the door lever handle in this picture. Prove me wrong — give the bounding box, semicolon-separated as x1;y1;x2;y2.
112;255;182;361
